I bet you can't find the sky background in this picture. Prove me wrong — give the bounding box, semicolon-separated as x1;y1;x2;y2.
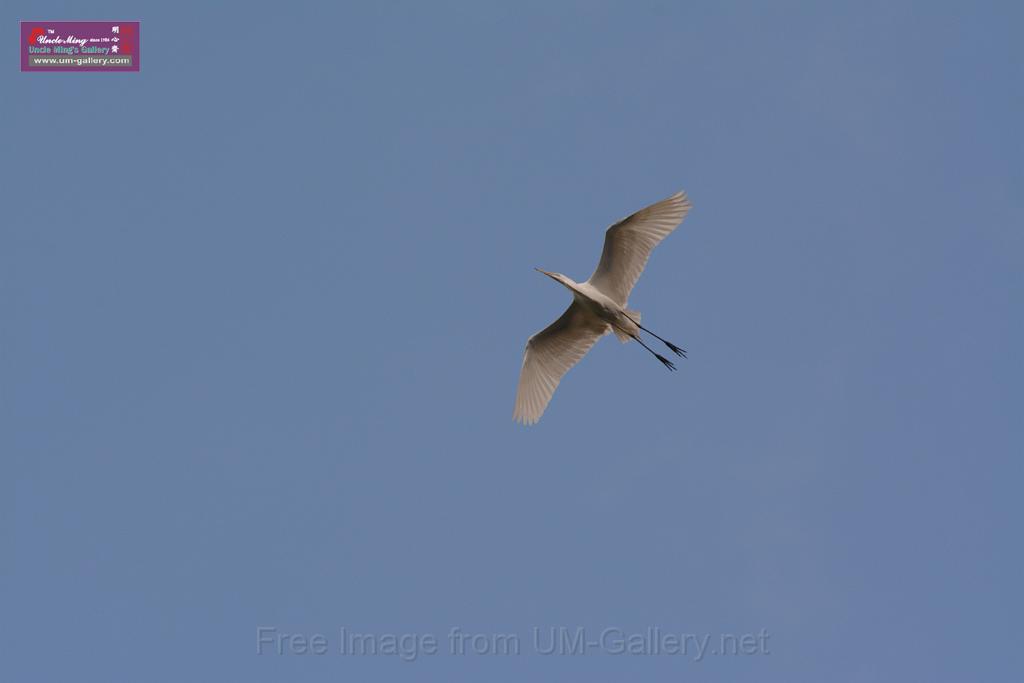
4;1;1022;681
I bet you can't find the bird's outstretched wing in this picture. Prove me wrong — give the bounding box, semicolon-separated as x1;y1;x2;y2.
514;301;608;425
587;191;692;306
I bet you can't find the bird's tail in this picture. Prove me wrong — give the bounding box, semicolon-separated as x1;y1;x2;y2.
613;309;642;343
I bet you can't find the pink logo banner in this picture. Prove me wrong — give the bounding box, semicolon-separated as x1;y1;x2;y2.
21;21;140;72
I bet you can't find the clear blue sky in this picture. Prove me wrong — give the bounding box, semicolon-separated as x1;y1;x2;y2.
5;2;1022;681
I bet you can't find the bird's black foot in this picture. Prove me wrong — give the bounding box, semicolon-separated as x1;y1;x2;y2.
663;341;687;358
656;353;677;371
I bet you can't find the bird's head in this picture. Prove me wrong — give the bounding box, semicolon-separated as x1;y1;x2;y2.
535;268;579;292
535;268;565;284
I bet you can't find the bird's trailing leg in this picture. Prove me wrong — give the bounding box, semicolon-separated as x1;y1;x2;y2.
621;312;686;358
631;333;677;371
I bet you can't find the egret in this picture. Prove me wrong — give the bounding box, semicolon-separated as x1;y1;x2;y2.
513;191;693;425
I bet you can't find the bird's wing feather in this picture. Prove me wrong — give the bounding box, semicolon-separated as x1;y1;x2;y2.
587;191;692;305
514;301;608;425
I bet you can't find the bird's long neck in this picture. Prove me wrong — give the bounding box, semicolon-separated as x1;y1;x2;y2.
558;277;580;295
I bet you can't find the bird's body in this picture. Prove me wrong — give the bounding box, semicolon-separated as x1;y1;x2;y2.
514;191;692;425
542;275;641;339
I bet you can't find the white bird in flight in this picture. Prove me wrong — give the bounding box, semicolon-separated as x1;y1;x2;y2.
514;190;693;425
